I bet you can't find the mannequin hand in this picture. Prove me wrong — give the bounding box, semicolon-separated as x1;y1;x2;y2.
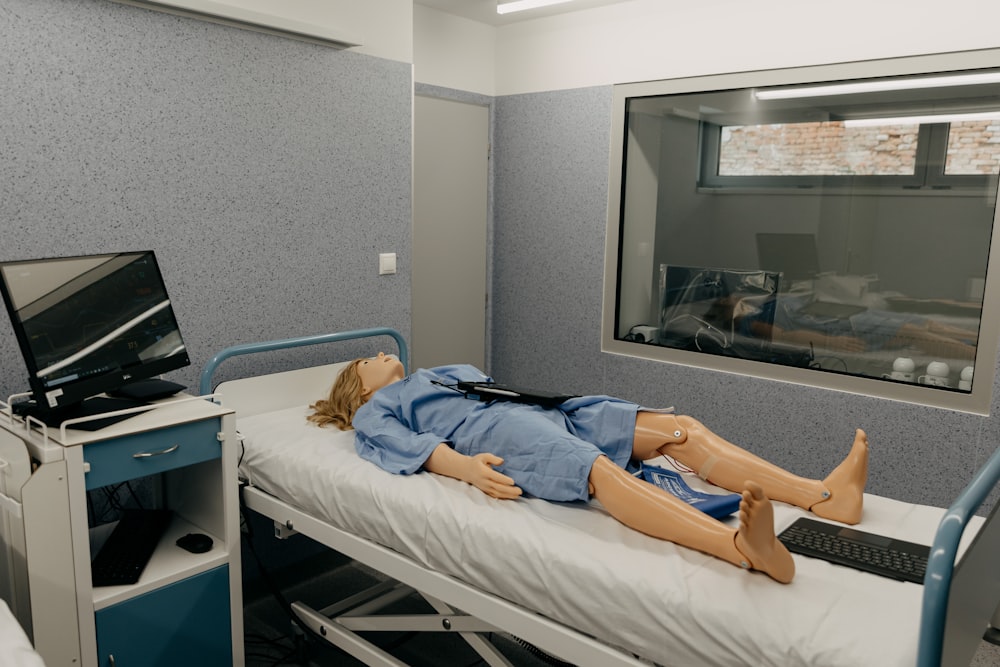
823;334;866;353
424;444;522;500
463;453;523;500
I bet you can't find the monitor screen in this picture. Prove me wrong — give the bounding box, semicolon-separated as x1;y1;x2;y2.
0;251;190;412
659;265;783;358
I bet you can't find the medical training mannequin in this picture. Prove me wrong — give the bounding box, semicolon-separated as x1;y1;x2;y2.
308;353;870;584
716;292;979;361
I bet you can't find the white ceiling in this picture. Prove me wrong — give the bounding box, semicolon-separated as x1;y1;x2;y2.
415;0;633;26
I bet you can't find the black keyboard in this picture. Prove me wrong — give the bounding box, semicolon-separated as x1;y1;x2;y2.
91;509;173;587
778;517;930;584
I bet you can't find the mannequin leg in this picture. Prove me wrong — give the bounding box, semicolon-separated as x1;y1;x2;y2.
891;321;976;360
632;413;868;524
588;456;794;583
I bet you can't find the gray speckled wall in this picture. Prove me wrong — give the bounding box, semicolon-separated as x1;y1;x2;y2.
0;0;411;398
492;87;1000;512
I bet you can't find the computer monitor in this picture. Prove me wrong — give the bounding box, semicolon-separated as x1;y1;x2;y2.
0;251;190;417
657;265;816;367
659;265;781;349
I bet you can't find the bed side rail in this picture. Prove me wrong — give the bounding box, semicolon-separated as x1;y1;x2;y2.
198;327;409;396
918;445;1000;667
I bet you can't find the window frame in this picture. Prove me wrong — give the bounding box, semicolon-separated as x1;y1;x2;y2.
602;50;1000;414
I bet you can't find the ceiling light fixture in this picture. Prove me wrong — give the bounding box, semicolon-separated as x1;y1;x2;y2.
755;72;1000;100
497;0;575;15
844;111;1000;128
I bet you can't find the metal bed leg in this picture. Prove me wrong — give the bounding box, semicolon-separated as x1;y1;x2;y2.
289;579;514;667
420;593;514;667
291;600;409;667
317;580;410;619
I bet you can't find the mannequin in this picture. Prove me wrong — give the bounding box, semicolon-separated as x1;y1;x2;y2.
728;292;979;360
308;353;869;584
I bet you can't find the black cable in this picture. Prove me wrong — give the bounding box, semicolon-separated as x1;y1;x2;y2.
811;355;849;371
236;431;246;468
238;487;328;653
124;480;145;510
239;499;313;642
89;480;140;527
431;380;467;395
507;634;575;667
244;629;301;667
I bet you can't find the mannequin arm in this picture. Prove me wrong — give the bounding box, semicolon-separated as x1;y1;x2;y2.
750;321;866;352
424;443;523;500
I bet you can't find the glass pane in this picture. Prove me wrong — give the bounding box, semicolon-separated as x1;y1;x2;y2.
615;71;1000;398
719;122;918;176
945;119;1000;175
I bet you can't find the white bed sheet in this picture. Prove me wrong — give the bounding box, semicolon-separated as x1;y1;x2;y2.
238;405;948;667
0;600;43;667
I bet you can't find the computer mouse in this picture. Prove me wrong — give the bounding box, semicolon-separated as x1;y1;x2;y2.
176;532;213;554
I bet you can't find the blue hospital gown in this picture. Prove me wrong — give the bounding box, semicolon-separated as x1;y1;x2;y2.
352;365;640;502
744;294;932;350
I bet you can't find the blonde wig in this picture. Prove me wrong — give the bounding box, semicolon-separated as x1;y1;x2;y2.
308;358;368;430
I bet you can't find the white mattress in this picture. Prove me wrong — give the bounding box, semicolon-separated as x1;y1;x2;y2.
0;600;43;667
237;405;949;667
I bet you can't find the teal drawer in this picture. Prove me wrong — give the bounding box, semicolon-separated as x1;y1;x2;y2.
95;565;232;667
84;419;221;490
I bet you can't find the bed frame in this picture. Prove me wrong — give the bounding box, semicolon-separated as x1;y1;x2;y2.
200;327;1000;667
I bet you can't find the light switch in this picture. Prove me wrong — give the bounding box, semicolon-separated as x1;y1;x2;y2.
379;252;397;275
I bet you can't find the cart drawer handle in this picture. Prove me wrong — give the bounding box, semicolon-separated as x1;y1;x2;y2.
133;444;180;458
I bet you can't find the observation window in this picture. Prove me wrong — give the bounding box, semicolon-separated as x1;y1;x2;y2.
604;56;1000;413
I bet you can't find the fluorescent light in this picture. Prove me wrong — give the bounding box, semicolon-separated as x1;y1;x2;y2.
755;72;1000;100
497;0;575;14
844;111;1000;127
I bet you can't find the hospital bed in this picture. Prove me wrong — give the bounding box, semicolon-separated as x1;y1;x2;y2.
200;327;1000;667
0;599;44;667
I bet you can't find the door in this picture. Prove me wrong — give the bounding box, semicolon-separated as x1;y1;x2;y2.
412;95;489;370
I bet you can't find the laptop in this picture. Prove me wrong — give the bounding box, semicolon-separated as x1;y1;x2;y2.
454;381;578;407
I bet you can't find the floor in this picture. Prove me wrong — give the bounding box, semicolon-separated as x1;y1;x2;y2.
243;552;1000;667
242;552;561;667
972;637;1000;667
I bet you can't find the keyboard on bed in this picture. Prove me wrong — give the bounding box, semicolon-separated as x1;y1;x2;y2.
777;517;930;584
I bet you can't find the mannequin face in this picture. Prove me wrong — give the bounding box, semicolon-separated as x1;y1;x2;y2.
357;352;405;397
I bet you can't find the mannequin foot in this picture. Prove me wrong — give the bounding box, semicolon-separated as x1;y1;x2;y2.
734;482;795;584
810;429;869;525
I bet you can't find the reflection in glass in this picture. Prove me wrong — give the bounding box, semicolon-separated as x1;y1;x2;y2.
945;119;1000;175
614;69;1000;395
719;122;918;176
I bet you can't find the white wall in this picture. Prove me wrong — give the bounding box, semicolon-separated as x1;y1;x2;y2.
415;0;1000;96
493;0;1000;95
414;4;495;95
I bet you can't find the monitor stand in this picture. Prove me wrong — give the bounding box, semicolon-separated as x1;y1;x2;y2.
108;379;186;401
